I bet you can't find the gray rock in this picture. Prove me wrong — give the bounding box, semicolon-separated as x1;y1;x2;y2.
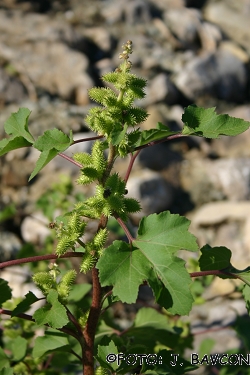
173;48;247;102
0;231;21;262
204;0;250;55
126;169;173;217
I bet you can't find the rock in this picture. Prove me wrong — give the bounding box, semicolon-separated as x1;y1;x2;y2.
204;0;250;55
126;169;174;217
21;212;51;244
173;48;247;102
144;73;179;105
190;201;250;268
0;231;21;262
181;157;250;205
164;7;202;49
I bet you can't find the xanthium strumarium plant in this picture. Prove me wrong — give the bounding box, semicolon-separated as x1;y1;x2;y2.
1;40;250;375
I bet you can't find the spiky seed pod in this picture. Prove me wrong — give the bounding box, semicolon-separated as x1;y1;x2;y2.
107;195;125;213
105;173;126;195
33;272;55;296
93;228;108;249
57;270;77;303
56;235;75;256
80;253;96;273
123;197;141;213
88;87;117;107
78;309;90;328
91;141;107;173
73;152;92;166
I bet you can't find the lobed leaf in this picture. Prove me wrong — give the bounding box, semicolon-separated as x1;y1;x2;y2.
182;105;250;139
4;107;34;143
33;290;69;329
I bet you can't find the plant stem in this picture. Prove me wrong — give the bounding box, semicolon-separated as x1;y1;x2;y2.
0;252;84;269
73;135;104;144
82;267;102;375
124;150;141;183
135;132;185;151
58;153;83;168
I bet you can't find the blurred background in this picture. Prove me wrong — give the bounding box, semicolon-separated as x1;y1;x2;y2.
1;0;250;373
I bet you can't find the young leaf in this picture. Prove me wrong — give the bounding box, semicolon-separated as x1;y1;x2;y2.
182;105;250;139
33;290;69;329
33;329;69;358
11;291;40;317
199;245;232;271
4;107;34;143
0;278;12;306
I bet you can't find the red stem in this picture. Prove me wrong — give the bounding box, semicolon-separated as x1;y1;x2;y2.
83;267;102;375
0;252;84;269
135;133;185;151
190;270;237;278
58;153;83;168
124;150;141;183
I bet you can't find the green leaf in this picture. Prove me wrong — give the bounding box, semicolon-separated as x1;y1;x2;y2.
33;329;69;358
11;291;40;317
29;149;58;181
135;211;198;253
199;245;232;271
29;129;73;180
4;108;34;143
0;136;32;156
0;347;10;371
33;290;69;329
33;129;73;152
135;129;178;147
0;279;12;307
0;368;13;375
182;105;250;139
97;241;149;304
96;339;119;371
10;337;27;361
97;212;198;315
67;283;92;303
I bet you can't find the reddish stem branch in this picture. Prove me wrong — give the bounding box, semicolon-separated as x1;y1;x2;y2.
73;135;104;144
0;252;84;269
83;267;102;375
58;153;83;168
113;214;135;243
190;270;237;278
135;133;185;151
124;150;141;183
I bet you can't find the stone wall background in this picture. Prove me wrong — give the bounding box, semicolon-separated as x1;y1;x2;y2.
1;0;250;369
